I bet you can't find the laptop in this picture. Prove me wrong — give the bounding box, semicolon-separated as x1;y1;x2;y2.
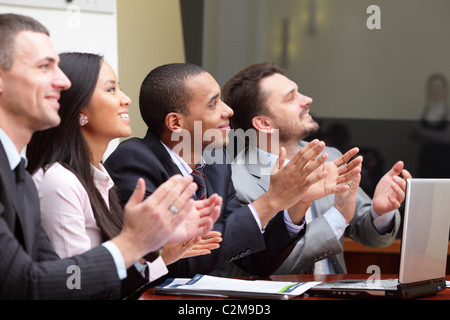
308;178;450;299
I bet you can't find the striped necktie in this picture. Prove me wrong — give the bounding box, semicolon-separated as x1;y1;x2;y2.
191;164;207;200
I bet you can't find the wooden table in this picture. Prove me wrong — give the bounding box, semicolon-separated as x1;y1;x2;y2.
140;274;450;300
344;238;450;274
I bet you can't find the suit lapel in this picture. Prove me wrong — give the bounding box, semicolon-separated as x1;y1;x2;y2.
202;150;215;196
143;130;183;176
311;194;335;218
0;142;32;252
245;146;271;193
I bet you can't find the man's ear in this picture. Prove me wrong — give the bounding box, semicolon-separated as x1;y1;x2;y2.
165;112;183;132
252;115;275;134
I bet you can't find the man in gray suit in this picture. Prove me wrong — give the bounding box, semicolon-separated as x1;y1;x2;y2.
219;63;412;275
0;13;219;299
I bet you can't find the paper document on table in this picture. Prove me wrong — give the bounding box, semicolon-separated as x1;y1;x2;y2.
154;274;321;300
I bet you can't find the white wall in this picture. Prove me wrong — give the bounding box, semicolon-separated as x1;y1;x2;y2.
0;0;118;71
0;0;119;158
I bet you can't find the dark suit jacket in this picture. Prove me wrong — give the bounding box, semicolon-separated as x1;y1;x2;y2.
105;130;303;278
0;142;145;299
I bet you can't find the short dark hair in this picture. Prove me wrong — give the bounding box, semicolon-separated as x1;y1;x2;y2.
139;63;206;138
223;62;284;131
0;13;49;70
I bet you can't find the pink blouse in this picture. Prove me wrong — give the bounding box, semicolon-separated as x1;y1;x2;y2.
32;162;167;282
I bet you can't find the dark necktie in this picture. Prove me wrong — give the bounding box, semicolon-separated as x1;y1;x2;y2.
13;158;26;245
191;164;207;200
14;158;25;183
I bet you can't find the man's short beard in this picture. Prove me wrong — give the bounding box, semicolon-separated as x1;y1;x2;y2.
279;121;320;144
303;122;320;139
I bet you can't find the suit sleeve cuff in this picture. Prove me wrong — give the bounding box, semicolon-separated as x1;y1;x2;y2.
248;203;265;233
324;207;348;239
146;256;169;282
370;204;396;234
102;241;127;280
283;209;306;237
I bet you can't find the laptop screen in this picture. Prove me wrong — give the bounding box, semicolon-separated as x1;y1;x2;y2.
399;179;450;284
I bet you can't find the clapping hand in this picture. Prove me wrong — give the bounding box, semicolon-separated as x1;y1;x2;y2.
301;147;363;202
372;161;412;216
161;231;222;265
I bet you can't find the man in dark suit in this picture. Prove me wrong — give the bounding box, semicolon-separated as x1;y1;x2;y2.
105;63;361;277
0;13;219;300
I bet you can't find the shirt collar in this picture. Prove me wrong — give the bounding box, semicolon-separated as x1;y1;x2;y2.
91;163;114;191
0;128;25;170
253;145;291;169
160;141;205;176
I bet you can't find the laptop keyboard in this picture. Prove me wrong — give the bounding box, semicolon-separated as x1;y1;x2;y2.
344;279;398;289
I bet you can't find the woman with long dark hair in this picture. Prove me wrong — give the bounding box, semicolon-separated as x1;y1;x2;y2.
27;53;221;283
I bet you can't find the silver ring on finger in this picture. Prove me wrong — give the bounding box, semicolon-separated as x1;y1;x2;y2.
169;204;180;215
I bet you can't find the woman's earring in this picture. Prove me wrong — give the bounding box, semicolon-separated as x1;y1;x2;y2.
79;115;89;127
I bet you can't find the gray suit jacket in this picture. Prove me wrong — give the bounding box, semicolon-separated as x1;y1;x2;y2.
227;141;401;275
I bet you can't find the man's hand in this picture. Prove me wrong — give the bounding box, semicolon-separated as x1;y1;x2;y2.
253;140;329;226
372;161;412;215
168;194;222;244
334;173;362;223
301;147;363;202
